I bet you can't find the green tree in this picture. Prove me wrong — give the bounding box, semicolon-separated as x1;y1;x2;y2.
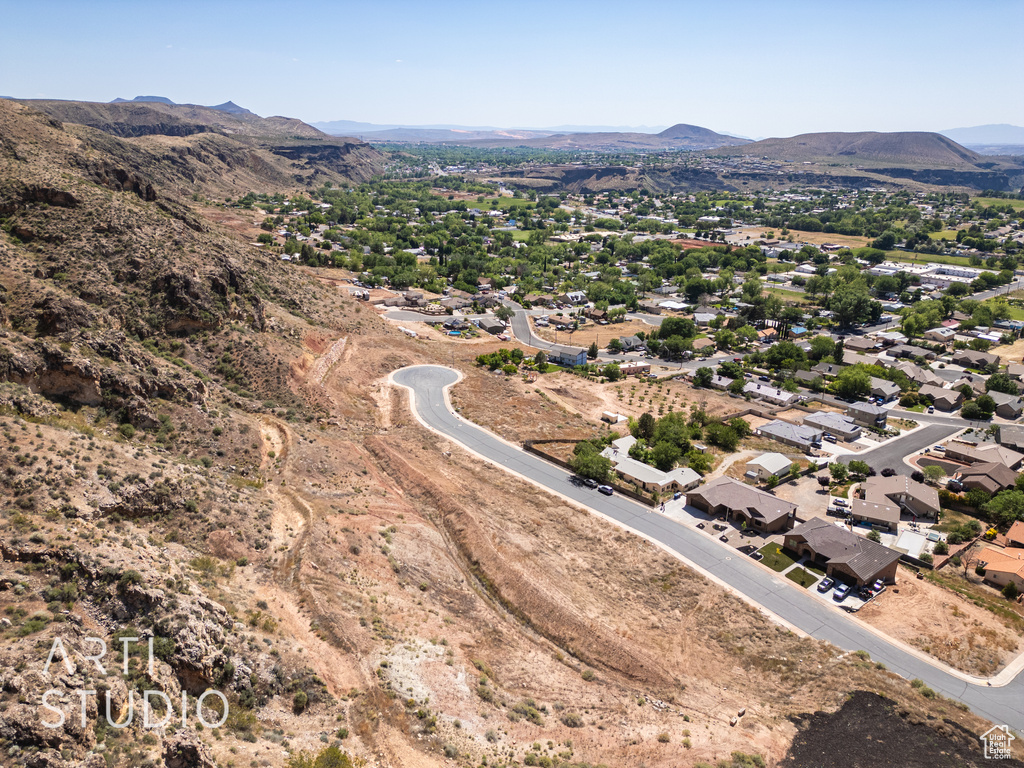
830;463;849;483
569;442;611;481
867;530;882;543
848;460;871;477
987;373;1019;395
602;363;623;381
833;367;871;400
984;490;1024;526
808;335;837;361
587;341;599;359
637;412;656;441
651;441;681;471
534;350;548;371
693;367;714;388
494;304;514;323
923;465;946;484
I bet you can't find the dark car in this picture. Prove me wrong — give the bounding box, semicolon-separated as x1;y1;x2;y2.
597;485;613;496
758;375;771;382
582;477;598;489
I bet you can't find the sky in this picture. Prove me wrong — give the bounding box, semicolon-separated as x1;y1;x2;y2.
2;0;1023;138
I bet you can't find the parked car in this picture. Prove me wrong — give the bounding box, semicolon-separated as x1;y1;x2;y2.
733;357;742;363
833;498;849;508
758;375;771;382
927;405;935;413
817;577;834;593
597;485;613;496
823;434;837;444
933;445;945;452
833;583;851;601
872;579;886;593
582;478;598;489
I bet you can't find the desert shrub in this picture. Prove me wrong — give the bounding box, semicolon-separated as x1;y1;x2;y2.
560;712;584;728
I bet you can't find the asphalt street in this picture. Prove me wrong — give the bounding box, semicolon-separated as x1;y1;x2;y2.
838;423;961;470
393;364;1024;732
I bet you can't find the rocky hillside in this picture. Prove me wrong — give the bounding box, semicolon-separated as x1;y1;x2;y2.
0;97;1005;768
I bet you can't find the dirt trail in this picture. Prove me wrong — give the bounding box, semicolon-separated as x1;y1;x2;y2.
706;449;759;480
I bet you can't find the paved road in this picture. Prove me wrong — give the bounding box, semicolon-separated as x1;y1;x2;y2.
838;423;961;469
392;364;1024;732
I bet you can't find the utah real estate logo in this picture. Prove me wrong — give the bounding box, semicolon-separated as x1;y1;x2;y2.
981;725;1015;760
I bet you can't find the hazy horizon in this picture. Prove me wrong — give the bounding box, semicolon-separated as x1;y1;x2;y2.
2;0;1022;138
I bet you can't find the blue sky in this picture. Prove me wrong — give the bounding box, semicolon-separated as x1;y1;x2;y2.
2;0;1022;137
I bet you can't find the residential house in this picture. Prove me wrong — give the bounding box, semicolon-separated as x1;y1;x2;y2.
788;326;809;339
559;291;588;306
888;344;937;361
584;308;607;322
952;349;999;370
803;412;862;440
618;362;652;376
918;383;963;412
847;402;888;429
794;369;823;386
693;312;717;326
757;327;778;343
637;301;663;315
605;455;701;494
953;462;1019;495
1007;363;1024;381
850;499;901;533
812;362;845;378
895;362;944;388
999;425;1024;452
943;442;1024;470
976;547;1024;594
952;374;986;397
756;420;823;452
742;382;799;406
923;327;957;344
861;474;941;519
784;518;901;586
989;391;1024;420
744;453;794;482
687;477;797;533
710;375;735;391
844;337;880;353
1006;521;1024;549
619;336;646;353
692;338;716;352
477;318;505;335
547;344;587;367
869;377;901;403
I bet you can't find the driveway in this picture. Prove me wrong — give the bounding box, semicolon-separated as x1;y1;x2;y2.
393;364;1024;731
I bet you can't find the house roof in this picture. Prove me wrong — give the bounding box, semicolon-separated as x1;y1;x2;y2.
851;498;901;527
953;349;998;368
687;477;796;527
757;420;822;446
869;376;900;395
745;452;792;475
988;390;1023;408
862;474;940;516
711;375;735;388
895;362;944;387
843;337;879;352
999;424;1024;449
978;546;1024;580
692;338;716;350
803;412;859;433
946;441;1024;468
1006;520;1024;547
918;383;961;407
956;461;1018;494
787;518;902;582
847;402;887;417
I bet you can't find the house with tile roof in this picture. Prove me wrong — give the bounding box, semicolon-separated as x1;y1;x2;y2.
785;518;901;586
687;477;797;533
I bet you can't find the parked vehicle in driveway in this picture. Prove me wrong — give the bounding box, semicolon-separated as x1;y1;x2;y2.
872;579;886;593
927;405;935;413
817;577;834;593
833;498;849;508
597;485;613;495
833;583;851;601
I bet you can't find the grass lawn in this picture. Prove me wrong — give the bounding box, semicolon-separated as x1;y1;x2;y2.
927;229;960;241
933;507;977;533
787;567;818;589
904;404;926;412
764;287;814;305
885;250;973;267
510;230;534;242
975;197;1024;212
986;299;1024;321
468;197;537;211
804;561;826;576
831;483;853;499
757;544;799;572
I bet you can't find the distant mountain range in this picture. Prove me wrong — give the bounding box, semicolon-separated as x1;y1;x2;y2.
315;120;750;151
110;95;257;117
712;131;984;168
311;119;671;136
938;124;1024;155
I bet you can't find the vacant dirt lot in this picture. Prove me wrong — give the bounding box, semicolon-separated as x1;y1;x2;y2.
990;337;1024;364
858;566;1022;675
534;318;653;349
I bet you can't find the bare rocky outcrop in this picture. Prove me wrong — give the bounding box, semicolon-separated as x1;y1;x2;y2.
162;729;216;768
